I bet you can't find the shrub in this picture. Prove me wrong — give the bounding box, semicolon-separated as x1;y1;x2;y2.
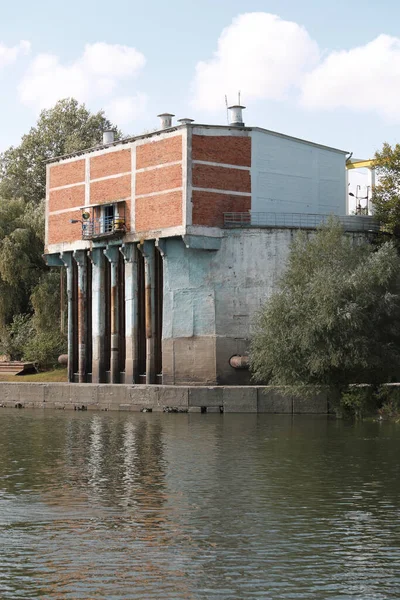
376;386;400;419
339;386;378;419
0;314;34;360
22;329;67;370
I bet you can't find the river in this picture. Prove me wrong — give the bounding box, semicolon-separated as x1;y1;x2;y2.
0;409;398;599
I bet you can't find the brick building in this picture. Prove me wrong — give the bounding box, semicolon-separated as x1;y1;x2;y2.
44;107;376;384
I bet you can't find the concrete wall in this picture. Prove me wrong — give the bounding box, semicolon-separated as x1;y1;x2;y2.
0;383;329;414
162;228;296;384
251;130;347;216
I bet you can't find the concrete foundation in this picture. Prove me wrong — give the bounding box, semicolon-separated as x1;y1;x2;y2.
0;383;329;414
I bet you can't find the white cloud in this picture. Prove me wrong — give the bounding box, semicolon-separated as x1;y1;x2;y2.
18;42;146;113
192;13;400;124
106;93;147;126
191;12;319;111
300;35;400;122
0;40;30;69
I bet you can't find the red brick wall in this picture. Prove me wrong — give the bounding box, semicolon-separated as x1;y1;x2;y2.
48;209;83;245
136;135;182;169
192;135;251;166
49;160;85;188
49;185;85;212
192;191;251;227
192;164;250;193
90;149;131;180
90;174;131;204
136;191;182;231
136;164;182;196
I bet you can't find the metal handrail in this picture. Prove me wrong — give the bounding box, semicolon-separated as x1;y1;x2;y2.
223;212;380;232
82;216;126;239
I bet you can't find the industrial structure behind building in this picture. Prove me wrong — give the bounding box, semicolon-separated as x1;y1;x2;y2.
44;107;378;385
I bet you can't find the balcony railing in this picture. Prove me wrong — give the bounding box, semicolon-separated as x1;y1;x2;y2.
82;216;126;240
223;212;380;232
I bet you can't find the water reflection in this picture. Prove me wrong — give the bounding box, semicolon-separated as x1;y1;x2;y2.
0;411;398;598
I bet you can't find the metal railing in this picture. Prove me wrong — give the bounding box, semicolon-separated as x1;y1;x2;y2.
82;216;126;240
223;212;380;232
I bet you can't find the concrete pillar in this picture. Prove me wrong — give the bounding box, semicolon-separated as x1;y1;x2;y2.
60;252;75;383
120;243;139;384
104;245;120;383
90;248;106;383
73;250;88;383
140;240;156;384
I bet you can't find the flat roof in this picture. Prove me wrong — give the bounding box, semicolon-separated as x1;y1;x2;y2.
46;123;348;164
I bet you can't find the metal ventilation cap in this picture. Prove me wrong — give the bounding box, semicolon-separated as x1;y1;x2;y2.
177;118;195;125
102;130;115;144
227;105;246;127
157;113;175;129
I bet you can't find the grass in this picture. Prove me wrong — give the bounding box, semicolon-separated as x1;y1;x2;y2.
0;368;67;383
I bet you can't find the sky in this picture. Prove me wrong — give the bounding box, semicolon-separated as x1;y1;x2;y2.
1;0;400;163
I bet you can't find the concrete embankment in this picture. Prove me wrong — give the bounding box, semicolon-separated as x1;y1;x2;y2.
0;383;329;413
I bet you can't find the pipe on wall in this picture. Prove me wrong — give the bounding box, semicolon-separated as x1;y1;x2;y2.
229;355;249;369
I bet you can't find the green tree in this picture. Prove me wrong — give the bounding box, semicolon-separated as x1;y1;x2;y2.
0;198;45;325
0;98;122;367
372;142;400;236
250;221;400;397
0;98;121;205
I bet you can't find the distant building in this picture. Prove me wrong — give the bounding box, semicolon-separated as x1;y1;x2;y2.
44;108;377;384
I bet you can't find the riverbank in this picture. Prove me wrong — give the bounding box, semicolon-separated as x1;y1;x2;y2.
0;382;329;413
0;368;67;383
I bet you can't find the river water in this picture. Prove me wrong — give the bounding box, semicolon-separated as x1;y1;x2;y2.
0;410;398;599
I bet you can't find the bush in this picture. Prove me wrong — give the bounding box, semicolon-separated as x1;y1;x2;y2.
339;386;378;419
22;329;67;370
0;314;34;360
376;386;400;419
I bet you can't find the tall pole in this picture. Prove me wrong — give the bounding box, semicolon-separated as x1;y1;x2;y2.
60;252;75;383
104;246;120;383
120;243;139;384
74;250;88;383
60;268;65;334
140;241;156;384
90;248;106;383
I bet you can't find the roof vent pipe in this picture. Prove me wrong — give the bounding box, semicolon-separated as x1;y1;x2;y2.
228;105;245;127
177;118;195;125
103;130;115;145
157;113;175;129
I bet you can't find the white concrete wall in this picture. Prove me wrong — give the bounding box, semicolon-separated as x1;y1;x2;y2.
251;130;347;216
162;229;298;383
163;229;295;340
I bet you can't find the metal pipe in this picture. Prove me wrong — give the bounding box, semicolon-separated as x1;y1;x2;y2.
229;355;249;369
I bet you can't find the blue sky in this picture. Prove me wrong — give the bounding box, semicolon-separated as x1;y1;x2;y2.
1;0;400;158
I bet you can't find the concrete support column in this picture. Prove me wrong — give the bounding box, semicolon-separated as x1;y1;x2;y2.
73;250;88;383
120;243;138;384
60;252;75;383
90;248;106;383
104;245;120;383
140;240;156;384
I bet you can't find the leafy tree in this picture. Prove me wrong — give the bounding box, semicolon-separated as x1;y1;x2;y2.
0;98;121;205
250;221;400;398
0;98;122;367
0;198;45;325
372;142;400;236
